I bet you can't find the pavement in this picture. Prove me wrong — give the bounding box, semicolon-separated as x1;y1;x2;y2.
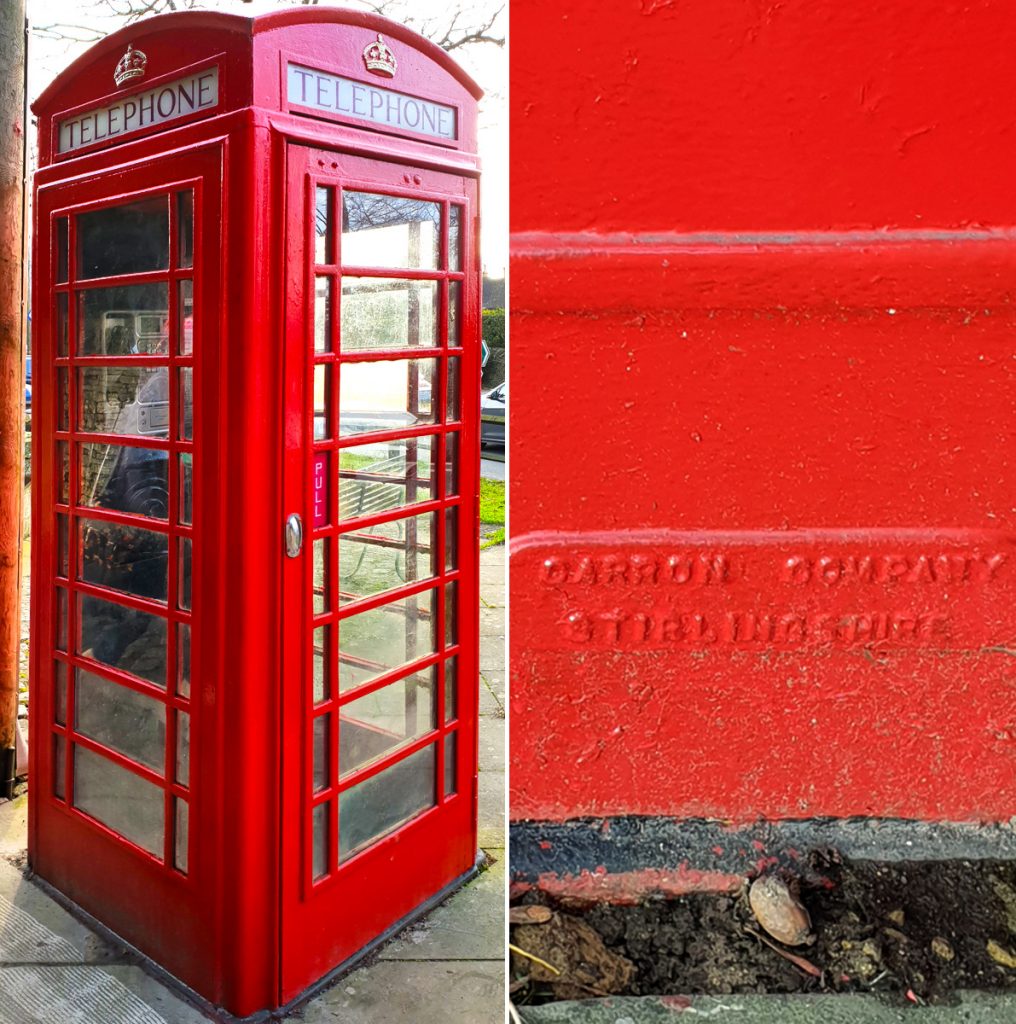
0;539;506;1023
481;453;506;481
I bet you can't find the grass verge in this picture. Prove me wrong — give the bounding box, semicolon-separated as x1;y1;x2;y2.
480;478;506;549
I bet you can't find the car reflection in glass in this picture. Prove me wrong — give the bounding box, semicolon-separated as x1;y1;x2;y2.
481;382;505;449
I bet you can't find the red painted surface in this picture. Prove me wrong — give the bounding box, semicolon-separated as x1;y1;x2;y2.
31;10;481;1016
510;1;1016;825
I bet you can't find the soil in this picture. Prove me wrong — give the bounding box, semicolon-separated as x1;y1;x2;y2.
510;858;1016;1006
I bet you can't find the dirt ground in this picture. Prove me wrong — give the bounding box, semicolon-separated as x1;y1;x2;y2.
511;858;1016;1007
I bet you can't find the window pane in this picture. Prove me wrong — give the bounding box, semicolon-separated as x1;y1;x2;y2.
313;714;329;792
77;196;169;280
80;366;169;438
80;443;169;520
312;802;329;880
339;743;436;860
313;625;329;704
315;187;333;265
57;442;69;503
341;278;438;352
79;284;169;355
54;661;68;725
446;358;460;421
339;511;437;606
176;711;190;788
177;191;193;270
338;588;436;692
338;436;436;520
75;667;165;772
56;514;69;577
314;277;332;353
53;735;67;800
313;538;329;614
74;745;164;857
56;292;68;356
179;453;193;525
57;369;69;431
341;193;440;270
314;364;331;441
179;538;192;611
339;668;436;776
80;517;168;603
444;656;457;722
179;368;193;441
55;217;68;283
445;433;459;497
177;623;191;698
448;206;462;271
448;280;461;347
178;279;193;355
174;799;189;873
339;358;436;435
79;593;166;687
445;507;458;572
445;581;458;647
444;731;457;795
56;588;68;651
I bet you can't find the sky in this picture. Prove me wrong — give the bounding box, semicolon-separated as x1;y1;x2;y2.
26;0;507;276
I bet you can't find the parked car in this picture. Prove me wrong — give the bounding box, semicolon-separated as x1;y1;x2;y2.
480;382;505;448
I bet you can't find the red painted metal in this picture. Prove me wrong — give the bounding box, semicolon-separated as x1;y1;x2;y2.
510;1;1016;827
31;10;480;1017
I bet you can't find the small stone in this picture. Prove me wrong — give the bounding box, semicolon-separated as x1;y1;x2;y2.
987;939;1016;969
886;909;905;926
931;937;954;961
748;874;813;947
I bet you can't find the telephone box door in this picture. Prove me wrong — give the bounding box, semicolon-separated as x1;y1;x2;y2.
280;145;479;999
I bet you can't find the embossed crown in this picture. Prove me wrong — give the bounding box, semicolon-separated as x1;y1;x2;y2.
114;44;148;87
363;34;397;77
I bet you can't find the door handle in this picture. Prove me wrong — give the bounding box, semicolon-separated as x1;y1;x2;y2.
285;513;303;558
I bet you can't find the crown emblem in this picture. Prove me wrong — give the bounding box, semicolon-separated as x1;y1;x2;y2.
114;44;148;87
362;34;397;78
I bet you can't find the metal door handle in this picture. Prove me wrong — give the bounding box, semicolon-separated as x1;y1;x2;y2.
285;513;303;558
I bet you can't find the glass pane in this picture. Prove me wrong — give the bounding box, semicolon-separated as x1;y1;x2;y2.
179;368;193;441
445;581;458;647
80;443;168;519
57;369;69;431
174;799;189;873
80;366;169;438
179;538;192;611
339;668;436;776
312;802;329;880
314;364;330;440
339;358;436;434
444;731;457;795
338;588;436;692
57;442;69;504
177;623;191;698
79;592;166;687
56;292;68;356
74;745;164;857
445;433;459;496
445;507;458;572
77;196;169;280
56;588;68;651
313;714;329;792
179;453;193;525
177;191;193;270
79;284;169;355
341;278;438;351
448;281;461;347
53;734;67;800
339;743;436;860
178;279;193;355
55;217;68;283
338;436;436;520
54;661;68;725
315;187;333;265
313;538;329;614
446;358;460;421
339;511;436;605
313;626;329;704
444;656;457;722
341;193;440;270
75;667;165;772
449;206;462;271
314;277;332;354
80;517;168;603
176;711;189;788
57;514;69;577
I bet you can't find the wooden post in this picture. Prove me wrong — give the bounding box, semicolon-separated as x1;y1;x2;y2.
0;0;25;797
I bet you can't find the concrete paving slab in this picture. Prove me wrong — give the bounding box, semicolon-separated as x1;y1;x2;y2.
516;993;1016;1024
479;715;505;772
478;771;505;849
479;683;505;718
380;857;504;961
302;960;504;1024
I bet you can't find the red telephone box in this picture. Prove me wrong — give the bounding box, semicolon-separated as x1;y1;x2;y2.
29;10;481;1016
